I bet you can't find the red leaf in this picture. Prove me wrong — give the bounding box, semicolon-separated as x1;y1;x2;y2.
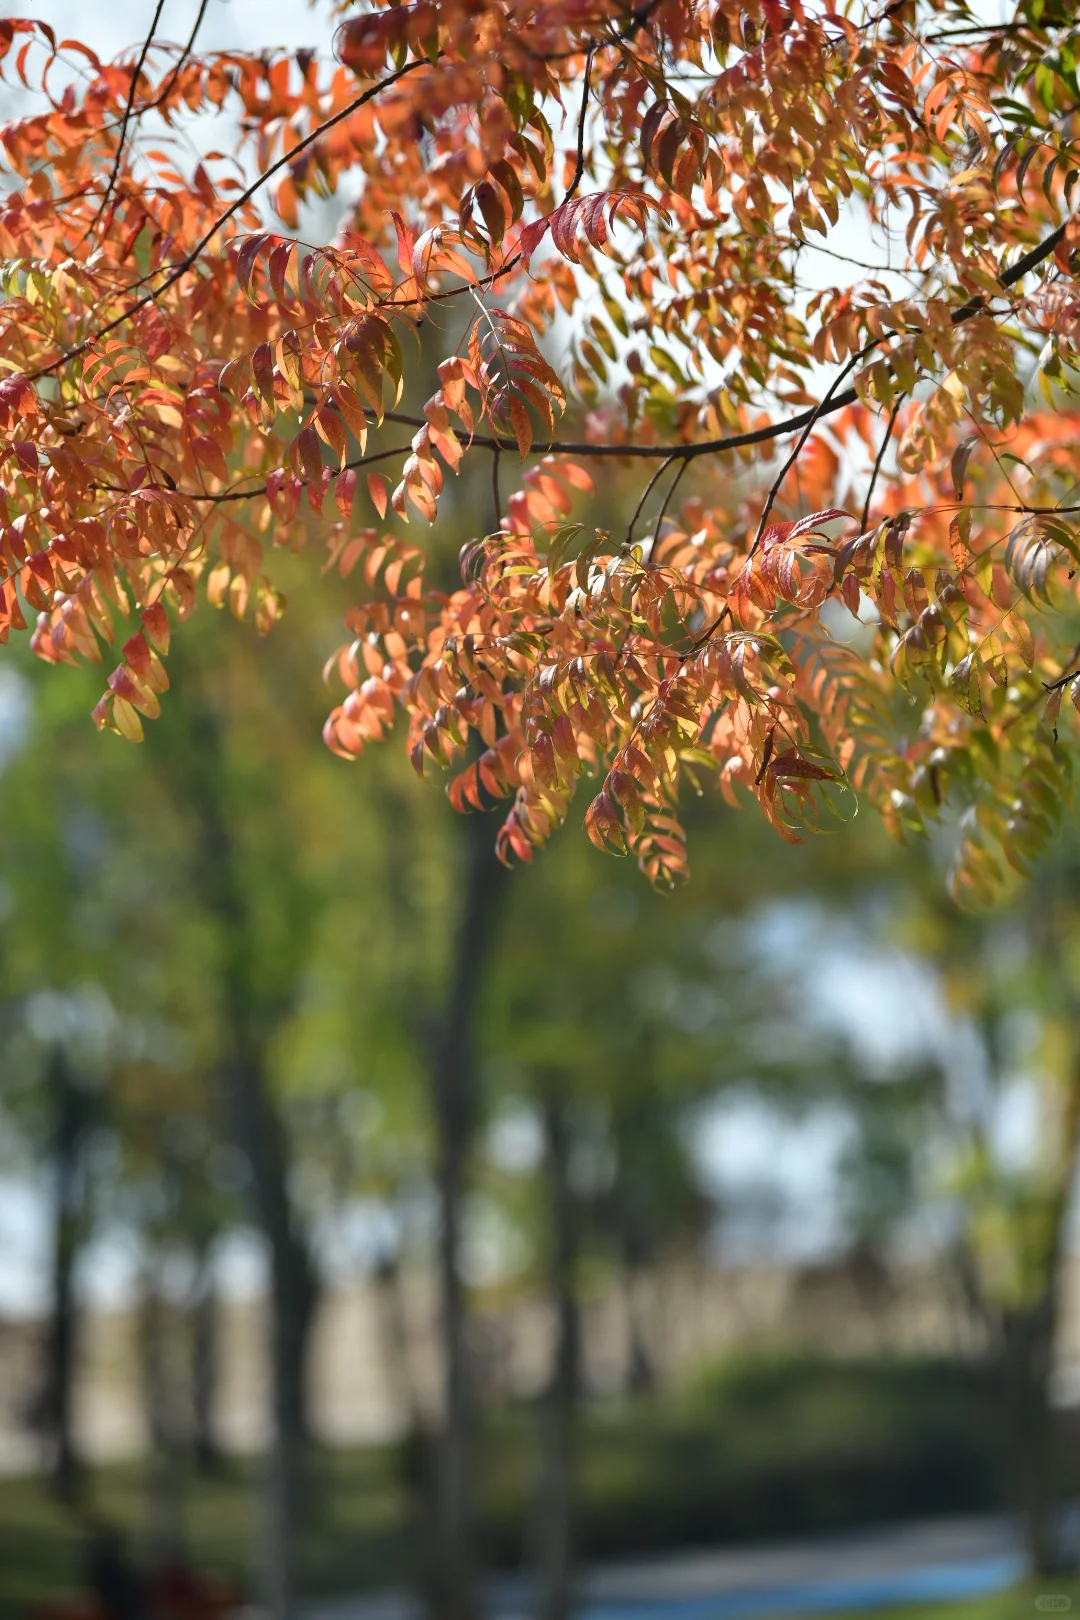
235;234;267;297
367;473;388;518
335;468;357;519
141;602;170;653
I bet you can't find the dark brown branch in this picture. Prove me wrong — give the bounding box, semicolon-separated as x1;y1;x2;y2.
567;43;596;203
140;0;210;118
384;222;1071;467
461;37;596;303
625;452;676;546
860;395;905;531
92;440;414;505
954;220;1069;318
1044;663;1080;694
84;0;168;241
924;21;1035;42
683;604;730;658
40;120;1068;503
650;457;690;546
751;348;866;553
748;223;1069;541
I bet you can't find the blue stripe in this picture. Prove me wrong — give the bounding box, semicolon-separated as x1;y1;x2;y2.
494;1553;1026;1620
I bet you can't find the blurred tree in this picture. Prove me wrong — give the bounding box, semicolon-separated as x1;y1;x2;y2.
157;680;318;1620
535;1071;580;1620
420;806;506;1620
482;825;748;1618
40;1043;91;1504
896;852;1080;1575
0;565;419;1613
0;670;150;1502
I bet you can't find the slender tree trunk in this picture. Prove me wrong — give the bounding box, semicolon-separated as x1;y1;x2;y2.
533;1079;581;1620
1002;1039;1080;1575
218;1046;317;1620
191;1239;221;1475
374;1249;434;1565
621;1254;654;1396
425;811;505;1620
44;1046;82;1503
431;1106;469;1620
138;1267;186;1567
165;676;318;1620
224;1055;318;1620
374;1250;423;1436
1003;1293;1061;1574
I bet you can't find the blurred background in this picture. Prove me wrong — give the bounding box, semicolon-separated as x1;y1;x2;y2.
3;394;1080;1620
4;3;1080;1619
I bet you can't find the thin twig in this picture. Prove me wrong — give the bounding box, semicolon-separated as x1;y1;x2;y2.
84;0;168;241
751;349;866;553
625;452;675;546
91;440;415;504
924;21;1034;42
491;446;503;530
683;603;730;658
142;0;210;118
419;38;596;320
1044;648;1080;695
650;458;691;549
567;43;596;200
860;395;904;531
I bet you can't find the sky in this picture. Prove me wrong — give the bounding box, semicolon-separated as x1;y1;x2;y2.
10;0;326;63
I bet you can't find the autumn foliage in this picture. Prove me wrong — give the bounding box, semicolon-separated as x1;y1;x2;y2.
4;0;1080;899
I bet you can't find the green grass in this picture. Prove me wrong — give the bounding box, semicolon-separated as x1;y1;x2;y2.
0;1449;412;1619
0;1457;254;1618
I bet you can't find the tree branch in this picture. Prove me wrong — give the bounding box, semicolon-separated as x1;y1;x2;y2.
1044;654;1080;695
860;395;904;531
84;0;168;241
751;347;866;553
452;38;596;304
650;457;690;547
380;221;1070;469
30;54;433;383
567;43;596;202
92;440;415;505
625;452;676;545
140;0;210;119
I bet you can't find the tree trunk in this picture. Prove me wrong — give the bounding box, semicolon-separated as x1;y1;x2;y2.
269;1223;317;1620
1002;1293;1060;1574
1002;1034;1080;1576
374;1249;423;1436
621;1255;655;1396
138;1268;186;1567
534;1080;581;1620
157;666;320;1620
191;1239;221;1474
425;811;505;1620
224;1055;318;1620
43;1045;82;1503
374;1249;435;1566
